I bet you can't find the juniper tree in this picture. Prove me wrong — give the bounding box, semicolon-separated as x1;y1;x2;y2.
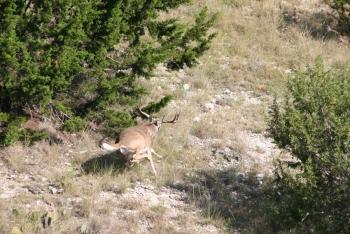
267;56;350;233
0;0;217;145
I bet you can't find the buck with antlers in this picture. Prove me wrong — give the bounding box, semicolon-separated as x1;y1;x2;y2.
102;105;179;175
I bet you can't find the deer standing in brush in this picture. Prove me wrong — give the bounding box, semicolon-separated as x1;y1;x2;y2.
102;105;179;175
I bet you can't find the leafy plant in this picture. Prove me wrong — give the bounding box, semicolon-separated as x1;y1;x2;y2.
62;117;86;132
267;55;350;233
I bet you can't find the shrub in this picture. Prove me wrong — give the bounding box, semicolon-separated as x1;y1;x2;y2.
328;0;350;36
62;117;86;132
267;55;350;233
0;114;48;146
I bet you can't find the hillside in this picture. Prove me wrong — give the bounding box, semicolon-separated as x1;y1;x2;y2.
1;0;349;233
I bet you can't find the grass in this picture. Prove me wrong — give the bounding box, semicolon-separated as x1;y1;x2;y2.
1;0;350;233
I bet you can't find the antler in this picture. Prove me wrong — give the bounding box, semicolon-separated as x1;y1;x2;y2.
138;101;152;122
139;100;180;124
139;105;150;118
161;112;180;124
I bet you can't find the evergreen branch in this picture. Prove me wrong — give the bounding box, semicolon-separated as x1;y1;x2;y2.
24;0;33;14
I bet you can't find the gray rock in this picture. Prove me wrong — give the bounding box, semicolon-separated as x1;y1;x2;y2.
205;103;214;110
223;89;231;94
172;181;183;189
183;84;190;90
256;174;264;181
193;117;201;122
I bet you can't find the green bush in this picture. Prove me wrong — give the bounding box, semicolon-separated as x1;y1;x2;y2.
96;95;173;137
267;55;350;233
62;117;86;132
0;0;217;145
0;115;48;146
328;0;350;36
100;109;136;136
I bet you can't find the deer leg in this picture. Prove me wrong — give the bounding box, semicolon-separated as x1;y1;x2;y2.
146;150;157;176
132;149;157;175
120;153;134;168
120;145;136;166
131;147;159;160
150;148;162;158
132;148;150;161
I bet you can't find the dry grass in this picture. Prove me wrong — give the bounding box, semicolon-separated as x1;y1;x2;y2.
1;0;350;233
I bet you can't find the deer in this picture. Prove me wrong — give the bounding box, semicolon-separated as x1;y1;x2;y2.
102;104;180;175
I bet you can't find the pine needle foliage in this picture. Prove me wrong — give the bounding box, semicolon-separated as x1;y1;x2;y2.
0;0;217;145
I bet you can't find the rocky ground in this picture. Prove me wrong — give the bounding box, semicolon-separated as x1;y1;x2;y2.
0;88;284;233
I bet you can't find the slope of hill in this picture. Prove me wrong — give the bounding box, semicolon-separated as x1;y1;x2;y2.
1;0;349;233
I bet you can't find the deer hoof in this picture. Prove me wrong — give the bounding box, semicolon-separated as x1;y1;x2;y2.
125;162;134;168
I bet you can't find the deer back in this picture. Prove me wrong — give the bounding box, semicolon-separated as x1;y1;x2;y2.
118;124;158;150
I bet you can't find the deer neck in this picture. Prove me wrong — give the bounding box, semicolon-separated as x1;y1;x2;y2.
146;123;159;138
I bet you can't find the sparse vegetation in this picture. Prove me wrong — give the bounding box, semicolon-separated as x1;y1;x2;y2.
327;0;350;36
267;55;350;233
1;0;350;233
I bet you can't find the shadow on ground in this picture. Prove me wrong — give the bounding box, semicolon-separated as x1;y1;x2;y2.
181;166;280;233
281;3;338;40
81;151;128;175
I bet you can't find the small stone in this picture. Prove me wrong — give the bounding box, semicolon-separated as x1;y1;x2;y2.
223;89;231;94
193;117;201;122
256;174;264;181
172;181;183;189
183;84;190;90
237;174;245;182
49;187;57;194
27;185;43;194
205;103;214;109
